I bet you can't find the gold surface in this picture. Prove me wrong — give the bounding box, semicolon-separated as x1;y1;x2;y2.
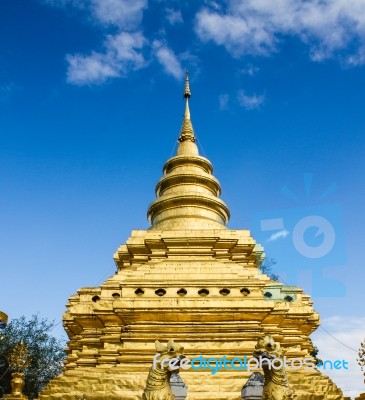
253;335;293;399
0;311;8;325
142;340;184;400
4;343;30;400
184;71;191;99
7;341;30;372
39;78;346;400
3;372;28;400
179;71;194;143
147;79;229;230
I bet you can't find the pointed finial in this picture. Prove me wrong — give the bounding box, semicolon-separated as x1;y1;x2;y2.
184;71;191;99
179;71;195;143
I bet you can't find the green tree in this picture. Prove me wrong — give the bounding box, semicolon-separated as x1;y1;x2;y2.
309;344;323;366
259;258;279;281
0;315;66;399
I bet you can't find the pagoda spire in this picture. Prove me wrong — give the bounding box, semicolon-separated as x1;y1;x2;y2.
178;71;195;143
147;72;230;229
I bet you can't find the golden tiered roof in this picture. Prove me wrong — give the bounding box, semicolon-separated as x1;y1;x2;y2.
147;72;230;230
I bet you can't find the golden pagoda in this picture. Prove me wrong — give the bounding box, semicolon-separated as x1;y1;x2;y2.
40;74;346;400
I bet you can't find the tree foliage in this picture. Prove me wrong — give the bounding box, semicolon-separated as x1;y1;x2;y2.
310;345;323;366
0;315;66;399
259;258;279;281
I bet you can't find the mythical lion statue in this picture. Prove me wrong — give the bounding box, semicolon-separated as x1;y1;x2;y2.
253;335;294;400
143;339;185;400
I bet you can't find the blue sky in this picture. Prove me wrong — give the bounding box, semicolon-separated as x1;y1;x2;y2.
1;0;365;396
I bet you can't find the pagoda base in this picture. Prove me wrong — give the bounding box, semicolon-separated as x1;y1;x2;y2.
39;366;345;400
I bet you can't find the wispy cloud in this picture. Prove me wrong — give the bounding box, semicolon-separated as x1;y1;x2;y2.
91;0;147;29
166;8;183;25
153;41;184;80
347;46;365;66
0;83;21;102
66;53;119;85
44;0;147;29
237;89;265;110
267;229;290;242
51;0;149;85
311;316;365;399
66;32;147;85
239;64;260;76
195;8;277;57
219;94;229;110
45;0;190;84
195;0;365;64
42;0;365;86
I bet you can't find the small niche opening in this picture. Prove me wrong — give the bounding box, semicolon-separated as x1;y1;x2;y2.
92;295;100;302
264;292;272;298
198;288;209;296
112;293;120;299
177;288;187;296
284;295;294;302
240;288;251;296
135;288;144;295
219;288;230;296
155;288;166;296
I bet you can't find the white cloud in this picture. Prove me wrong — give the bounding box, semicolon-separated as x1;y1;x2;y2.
44;0;147;29
203;0;222;11
44;0;191;83
267;229;290;242
219;94;229;110
66;53;119;85
311;316;365;398
347;46;365;66
195;8;277;57
106;32;146;66
44;0;151;85
166;8;183;25
239;64;260;76
66;32;147;85
43;0;365;86
91;0;147;29
153;41;184;80
237;89;265;110
195;0;365;64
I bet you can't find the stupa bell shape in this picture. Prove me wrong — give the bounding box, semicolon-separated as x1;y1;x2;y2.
147;73;230;230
